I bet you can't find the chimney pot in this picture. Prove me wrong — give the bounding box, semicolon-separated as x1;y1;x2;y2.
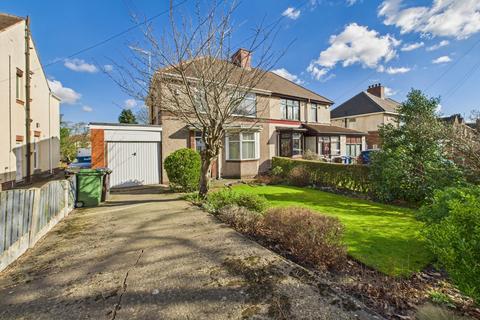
367;83;385;99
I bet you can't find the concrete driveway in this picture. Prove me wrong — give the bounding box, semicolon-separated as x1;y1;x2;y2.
0;186;378;320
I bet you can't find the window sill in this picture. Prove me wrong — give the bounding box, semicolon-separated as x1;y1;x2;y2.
16;99;25;106
226;158;259;162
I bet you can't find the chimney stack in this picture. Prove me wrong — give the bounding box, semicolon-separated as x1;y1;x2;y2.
231;48;251;69
367;83;385;99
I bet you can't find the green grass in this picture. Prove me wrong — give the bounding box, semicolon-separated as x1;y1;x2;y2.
233;184;432;277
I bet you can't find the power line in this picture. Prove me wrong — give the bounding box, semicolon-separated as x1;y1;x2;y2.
0;0;188;84
426;35;480;92
442;55;480;103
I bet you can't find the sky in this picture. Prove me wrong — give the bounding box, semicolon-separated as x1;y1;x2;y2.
2;0;480;124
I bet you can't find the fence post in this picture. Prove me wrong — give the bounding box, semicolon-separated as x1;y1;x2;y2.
28;188;41;248
63;180;69;217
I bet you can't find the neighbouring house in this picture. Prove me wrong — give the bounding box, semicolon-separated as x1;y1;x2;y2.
149;48;366;183
330;84;400;149
441;114;478;137
0;13;61;190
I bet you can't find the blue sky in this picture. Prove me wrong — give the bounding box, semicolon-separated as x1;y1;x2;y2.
2;0;480;124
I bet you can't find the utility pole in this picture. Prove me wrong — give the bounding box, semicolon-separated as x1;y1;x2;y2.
25;16;31;182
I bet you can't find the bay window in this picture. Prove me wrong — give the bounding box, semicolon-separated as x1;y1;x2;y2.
281;99;300;120
226;132;259;160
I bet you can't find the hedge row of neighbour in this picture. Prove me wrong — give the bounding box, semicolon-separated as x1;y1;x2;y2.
271;157;371;194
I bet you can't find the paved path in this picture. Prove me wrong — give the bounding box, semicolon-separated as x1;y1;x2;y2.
0;187;379;320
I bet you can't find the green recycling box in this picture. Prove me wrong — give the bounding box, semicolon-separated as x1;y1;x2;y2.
76;169;105;207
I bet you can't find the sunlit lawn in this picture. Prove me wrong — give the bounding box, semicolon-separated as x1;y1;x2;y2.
233;184;432;277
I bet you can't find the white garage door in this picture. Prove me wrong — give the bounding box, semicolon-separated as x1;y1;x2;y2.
107;142;161;188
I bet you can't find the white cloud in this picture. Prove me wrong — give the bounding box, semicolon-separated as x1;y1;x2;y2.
48;79;81;104
436;103;442;114
401;41;424;51
384;87;397;96
307;23;400;79
426;40;450;51
432;55;452;64
346;0;358;6
64;58;98;73
272;68;304;84
82;105;93;112
103;64;114;72
282;7;301;20
378;0;480;39
124;98;139;109
377;65;411;74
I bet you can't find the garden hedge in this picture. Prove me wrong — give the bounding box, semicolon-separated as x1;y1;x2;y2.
271;157;371;194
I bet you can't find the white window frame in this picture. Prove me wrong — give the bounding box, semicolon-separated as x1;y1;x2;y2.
226;131;260;161
310;103;318;122
281;99;300;120
233;92;257;117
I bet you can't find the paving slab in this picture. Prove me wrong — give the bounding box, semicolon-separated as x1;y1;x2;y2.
0;186;380;319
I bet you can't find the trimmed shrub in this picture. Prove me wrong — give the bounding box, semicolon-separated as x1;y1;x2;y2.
287;165;310;187
262;207;346;269
303;149;319;161
164;148;201;192
204;189;268;214
272;157;371;193
418;186;480;303
217;205;263;235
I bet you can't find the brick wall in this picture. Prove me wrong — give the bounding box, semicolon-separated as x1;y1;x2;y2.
90;129;105;168
366;131;381;149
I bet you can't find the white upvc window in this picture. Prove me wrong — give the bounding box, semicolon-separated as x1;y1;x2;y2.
310;103;318;122
226;131;259;160
234;92;256;117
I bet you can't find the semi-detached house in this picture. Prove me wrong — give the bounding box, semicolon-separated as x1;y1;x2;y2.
0;13;61;190
149;49;366;182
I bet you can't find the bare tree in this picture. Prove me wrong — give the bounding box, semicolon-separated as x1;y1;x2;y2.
109;0;281;196
135;105;149;124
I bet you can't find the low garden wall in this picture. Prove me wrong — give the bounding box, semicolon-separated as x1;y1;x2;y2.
0;178;76;272
272;157;371;194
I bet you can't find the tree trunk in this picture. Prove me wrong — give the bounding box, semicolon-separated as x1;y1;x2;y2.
199;156;212;198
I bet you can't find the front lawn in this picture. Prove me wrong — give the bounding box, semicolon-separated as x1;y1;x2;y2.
233;184;432;277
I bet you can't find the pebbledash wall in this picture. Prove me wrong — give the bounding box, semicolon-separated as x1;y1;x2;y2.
0;178;76;272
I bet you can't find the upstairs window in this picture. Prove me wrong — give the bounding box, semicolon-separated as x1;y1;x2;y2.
310;104;318;122
234;93;256;116
280;99;300;120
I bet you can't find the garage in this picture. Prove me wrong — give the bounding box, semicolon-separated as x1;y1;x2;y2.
89;123;162;188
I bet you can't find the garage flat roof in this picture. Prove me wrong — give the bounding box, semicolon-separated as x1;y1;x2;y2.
89;122;162;131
